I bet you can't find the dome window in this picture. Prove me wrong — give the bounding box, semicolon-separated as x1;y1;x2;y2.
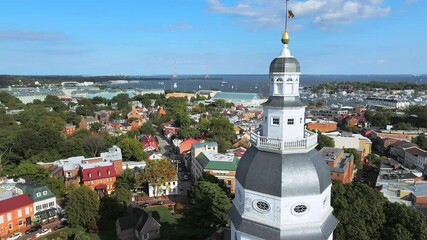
253;200;270;213
292;203;309;216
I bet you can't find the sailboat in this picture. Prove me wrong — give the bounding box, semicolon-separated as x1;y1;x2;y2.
173;82;178;89
198;85;202;89
220;81;227;86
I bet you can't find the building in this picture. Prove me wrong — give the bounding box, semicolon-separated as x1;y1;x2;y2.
190;142;218;171
323;131;372;160
148;179;179;197
403;147;427;172
191;146;240;193
229;19;337;239
15;181;57;224
319;148;355;184
79;115;99;130
81;164;117;193
165;92;196;101
140;135;159;152
64;123;76;136
211;92;265;107
366;97;410;109
179;138;200;155
116;203;161;240
390;141;418;164
0;194;34;238
307;120;338;133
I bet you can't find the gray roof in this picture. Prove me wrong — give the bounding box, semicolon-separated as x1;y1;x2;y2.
229;205;338;239
117;203;161;233
269;57;300;73
236;147;331;197
262;96;306;108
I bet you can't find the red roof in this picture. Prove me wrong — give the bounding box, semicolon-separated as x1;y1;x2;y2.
141;135;159;151
82;165;116;181
0;194;33;214
179;138;200;154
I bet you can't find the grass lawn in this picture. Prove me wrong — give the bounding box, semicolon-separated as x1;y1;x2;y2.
145;206;180;224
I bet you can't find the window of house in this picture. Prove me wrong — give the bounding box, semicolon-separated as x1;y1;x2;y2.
98;171;101;176
99;179;103;184
36;192;41;197
17;210;22;218
300;117;303;123
43;191;47;195
0;215;3;224
227;180;232;186
49;202;54;207
7;213;11;221
42;204;48;209
89;173;92;178
287;118;295;125
8;223;12;230
18;220;23;226
36;205;41;211
271;117;280;126
108;170;111;175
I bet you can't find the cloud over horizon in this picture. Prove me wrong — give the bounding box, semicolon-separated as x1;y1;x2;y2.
207;0;391;29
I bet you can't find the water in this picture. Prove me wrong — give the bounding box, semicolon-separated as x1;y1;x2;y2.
106;74;426;98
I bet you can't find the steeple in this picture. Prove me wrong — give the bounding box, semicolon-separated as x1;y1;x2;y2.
229;1;338;239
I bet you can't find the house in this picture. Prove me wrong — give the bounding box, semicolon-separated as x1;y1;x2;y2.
0;194;34;238
163;126;180;140
148;178;179;197
82;164;117;194
15;181;57;224
323;131;372;161
158;107;166;116
319;147;355;184
403;147;427;172
64;123;76;136
116;203;161;240
79;115;99;130
179;138;200;155
140;135;159;152
127;106;142;120
389;141;418;164
189;142;218;171
307;120;338;133
191;142;240;193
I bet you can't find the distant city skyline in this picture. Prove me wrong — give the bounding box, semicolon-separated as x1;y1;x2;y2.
0;0;425;75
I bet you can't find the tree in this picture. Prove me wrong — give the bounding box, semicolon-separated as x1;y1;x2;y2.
114;168;136;189
65;185;100;228
14;162;50;183
111;93;130;110
316;132;335;150
135;159;176;196
90;122;102;132
176;181;231;239
139;120;155;135
178;126;200;139
43;95;67;112
206;116;234;153
117;138;146;162
111;187;132;207
414;134;427;151
344;148;362;170
332;181;386;240
82;136;106;157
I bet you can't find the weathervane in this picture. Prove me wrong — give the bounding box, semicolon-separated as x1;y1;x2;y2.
282;0;294;45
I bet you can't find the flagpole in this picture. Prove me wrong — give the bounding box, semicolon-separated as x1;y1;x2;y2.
285;0;289;31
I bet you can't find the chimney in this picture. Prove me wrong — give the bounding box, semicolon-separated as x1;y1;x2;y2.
205;144;208;151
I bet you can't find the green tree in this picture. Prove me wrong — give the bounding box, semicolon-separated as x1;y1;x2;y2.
66;185;100;228
14;162;50;183
316;132;335;150
207;116;234;153
178;126;200;139
344;148;362;170
139;120;155;135
117;138;146;161
90;122;102;132
43;95;67;112
0;92;24;109
114;168;136;189
111;93;130;110
111;187;132;207
414;134;427;151
82;135;106;157
177;181;231;239
135;159;176;196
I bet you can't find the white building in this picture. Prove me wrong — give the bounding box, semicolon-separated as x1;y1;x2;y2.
148;179;179;197
229;19;337;239
366;97;410;109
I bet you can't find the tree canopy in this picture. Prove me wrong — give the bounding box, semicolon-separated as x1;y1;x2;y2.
117;137;146;162
135;159;176;195
65;186;100;228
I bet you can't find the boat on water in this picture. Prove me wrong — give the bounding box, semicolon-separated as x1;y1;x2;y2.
220;81;227;86
173;83;178;88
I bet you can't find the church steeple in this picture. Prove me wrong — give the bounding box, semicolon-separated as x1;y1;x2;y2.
229;1;338;239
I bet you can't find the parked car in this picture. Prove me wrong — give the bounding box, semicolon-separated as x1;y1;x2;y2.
35;229;52;238
7;232;22;240
141;202;150;208
53;222;68;230
25;225;42;235
154;201;164;205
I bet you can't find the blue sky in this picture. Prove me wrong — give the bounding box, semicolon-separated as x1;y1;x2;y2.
0;0;425;75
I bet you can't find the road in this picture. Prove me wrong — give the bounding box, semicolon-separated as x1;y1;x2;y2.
2;219;60;240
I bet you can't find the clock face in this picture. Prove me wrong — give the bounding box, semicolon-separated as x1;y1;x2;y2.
253;200;270;213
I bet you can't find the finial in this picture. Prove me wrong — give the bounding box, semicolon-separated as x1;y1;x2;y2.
282;0;294;45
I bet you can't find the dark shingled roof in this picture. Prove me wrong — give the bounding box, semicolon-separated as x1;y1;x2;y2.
261;96;306;108
117;203;161;233
236;147;331;197
269;57;300;73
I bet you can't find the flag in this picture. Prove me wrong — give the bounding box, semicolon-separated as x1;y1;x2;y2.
288;10;295;18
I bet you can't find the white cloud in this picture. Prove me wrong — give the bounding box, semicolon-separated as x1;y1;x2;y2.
207;0;391;29
0;30;68;41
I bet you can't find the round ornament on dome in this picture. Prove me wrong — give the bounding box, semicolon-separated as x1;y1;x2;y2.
291;203;310;216
281;31;290;45
253;200;270;213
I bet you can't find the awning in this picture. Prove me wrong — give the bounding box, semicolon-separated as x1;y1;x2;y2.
95;184;107;190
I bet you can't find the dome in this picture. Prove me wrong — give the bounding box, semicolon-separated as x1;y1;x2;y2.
269;57;300;73
236;147;331;197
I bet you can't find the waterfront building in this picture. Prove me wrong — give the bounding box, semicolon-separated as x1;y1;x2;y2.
229;8;337;239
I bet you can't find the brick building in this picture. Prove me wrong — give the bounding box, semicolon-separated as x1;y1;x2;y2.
319;147;355;184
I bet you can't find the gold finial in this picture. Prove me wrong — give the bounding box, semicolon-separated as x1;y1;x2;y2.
281;31;290;45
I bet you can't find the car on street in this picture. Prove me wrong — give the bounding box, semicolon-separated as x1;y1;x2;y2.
154;201;164;205
53;222;68;230
25;225;42;235
141;202;150;208
35;229;52;238
7;232;22;240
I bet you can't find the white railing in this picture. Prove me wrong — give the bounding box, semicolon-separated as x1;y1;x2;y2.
250;128;318;153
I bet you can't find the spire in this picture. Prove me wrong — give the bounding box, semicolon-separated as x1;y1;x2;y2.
280;0;293;57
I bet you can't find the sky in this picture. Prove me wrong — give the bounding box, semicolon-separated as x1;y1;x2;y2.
0;0;426;75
